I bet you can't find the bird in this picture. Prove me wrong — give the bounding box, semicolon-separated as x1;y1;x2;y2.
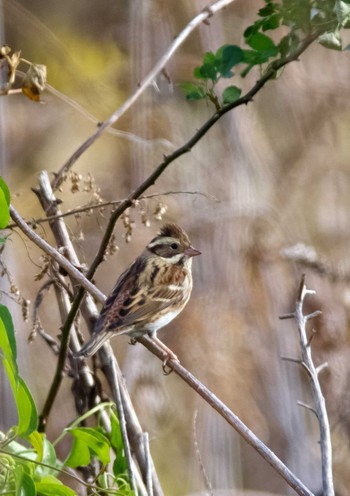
75;223;201;368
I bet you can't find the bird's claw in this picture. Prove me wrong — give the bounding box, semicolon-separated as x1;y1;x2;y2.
162;355;179;375
128;337;137;345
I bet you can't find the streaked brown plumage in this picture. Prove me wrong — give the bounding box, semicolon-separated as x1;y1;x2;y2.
75;223;200;359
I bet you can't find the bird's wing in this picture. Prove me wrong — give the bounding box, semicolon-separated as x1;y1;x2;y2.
95;260;183;335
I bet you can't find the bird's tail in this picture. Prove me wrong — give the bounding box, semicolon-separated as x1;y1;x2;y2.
74;330;112;358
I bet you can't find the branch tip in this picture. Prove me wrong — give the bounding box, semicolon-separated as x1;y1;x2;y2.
279;312;295;320
305;310;322;321
297;401;317;416
316;362;328;375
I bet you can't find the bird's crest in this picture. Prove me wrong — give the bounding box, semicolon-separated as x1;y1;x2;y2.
159;223;190;245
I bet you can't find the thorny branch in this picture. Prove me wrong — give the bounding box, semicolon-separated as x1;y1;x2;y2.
279;274;334;496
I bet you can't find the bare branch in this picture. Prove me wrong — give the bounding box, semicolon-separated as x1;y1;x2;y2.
297;401;317;417
6;190;216;229
138;336;315;496
9;204;104;303
51;0;237;191
284;275;334;496
193;410;214;496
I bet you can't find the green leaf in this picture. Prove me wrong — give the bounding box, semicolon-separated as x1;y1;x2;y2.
110;411;128;477
262;13;280;31
258;2;278;17
35;476;76;496
0;176;10;205
244;20;263;39
14;465;36;496
195;62;217;81
193;50;221;81
318;30;342;50
0;305;38;437
242;49;267;65
179;82;206;101
0;304;17;360
0;176;10;229
335;0;350;26
29;432;57;477
247;32;278;57
222;85;242;104
65;427;110;468
216;45;244;77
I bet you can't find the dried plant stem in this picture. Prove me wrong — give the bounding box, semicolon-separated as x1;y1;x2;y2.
294;275;334;496
9;204;103;302
31;172;160;495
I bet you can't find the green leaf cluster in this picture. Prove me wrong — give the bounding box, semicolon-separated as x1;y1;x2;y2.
181;0;350;108
0;302;133;495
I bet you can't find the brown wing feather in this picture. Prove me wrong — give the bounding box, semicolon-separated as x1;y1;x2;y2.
116;287;184;327
94;256;146;335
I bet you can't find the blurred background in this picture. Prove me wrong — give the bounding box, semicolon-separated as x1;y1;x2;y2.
1;0;350;494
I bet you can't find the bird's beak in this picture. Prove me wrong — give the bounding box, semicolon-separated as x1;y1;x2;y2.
185;246;201;257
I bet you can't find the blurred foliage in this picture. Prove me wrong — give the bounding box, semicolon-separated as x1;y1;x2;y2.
181;0;350;108
2;0;350;495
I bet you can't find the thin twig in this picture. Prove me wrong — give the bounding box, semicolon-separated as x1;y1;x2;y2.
138;336;315;496
9;205;104;303
192;410;214;496
30;172;161;494
143;432;153;496
289;274;334;496
50;0;236;191
6;190;216;229
108;354;138;495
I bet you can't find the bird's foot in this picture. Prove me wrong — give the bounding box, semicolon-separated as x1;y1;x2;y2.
128;337;137;345
162;351;180;375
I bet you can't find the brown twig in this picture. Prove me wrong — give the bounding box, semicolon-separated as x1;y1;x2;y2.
6;191;216;229
138;336;315;496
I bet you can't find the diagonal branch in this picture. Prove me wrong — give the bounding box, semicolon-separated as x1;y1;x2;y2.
138;336;315;496
51;0;236;191
10;197;315;495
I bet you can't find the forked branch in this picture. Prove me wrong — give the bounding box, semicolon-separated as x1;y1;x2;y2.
280;274;334;496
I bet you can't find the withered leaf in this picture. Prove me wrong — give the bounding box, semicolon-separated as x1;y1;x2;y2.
22;63;47;101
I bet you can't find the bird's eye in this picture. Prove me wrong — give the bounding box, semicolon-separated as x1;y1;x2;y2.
170;243;178;250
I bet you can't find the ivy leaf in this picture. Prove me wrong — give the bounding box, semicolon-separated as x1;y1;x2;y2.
222;85;242;104
318;30;342;50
